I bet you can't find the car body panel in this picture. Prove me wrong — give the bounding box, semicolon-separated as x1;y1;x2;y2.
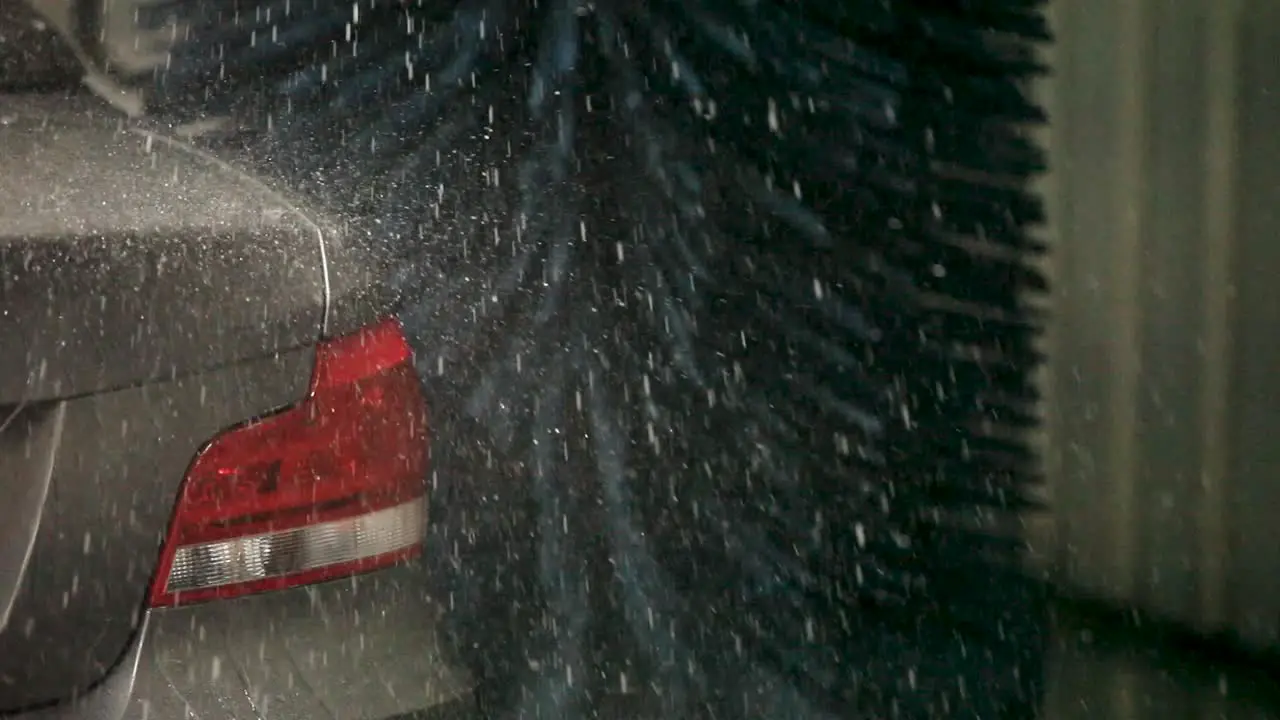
0;402;62;633
1;21;437;716
5;564;472;720
0;349;313;711
0;94;329;405
0;88;342;712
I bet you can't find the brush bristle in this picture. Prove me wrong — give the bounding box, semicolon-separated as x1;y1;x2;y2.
145;0;1050;716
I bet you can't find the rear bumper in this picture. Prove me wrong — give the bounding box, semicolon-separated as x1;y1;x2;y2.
10;562;472;720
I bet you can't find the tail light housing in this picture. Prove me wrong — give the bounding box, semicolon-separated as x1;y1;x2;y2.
148;318;428;607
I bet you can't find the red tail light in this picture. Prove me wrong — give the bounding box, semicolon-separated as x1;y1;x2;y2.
148;318;428;607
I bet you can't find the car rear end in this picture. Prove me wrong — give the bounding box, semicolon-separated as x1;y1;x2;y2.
0;93;470;719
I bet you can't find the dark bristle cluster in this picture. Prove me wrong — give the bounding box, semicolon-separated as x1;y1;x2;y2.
147;0;1050;716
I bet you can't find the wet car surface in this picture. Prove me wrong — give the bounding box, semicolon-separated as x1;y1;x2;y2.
0;10;472;714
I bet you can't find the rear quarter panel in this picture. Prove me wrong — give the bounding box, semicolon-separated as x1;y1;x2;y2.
0;349;312;711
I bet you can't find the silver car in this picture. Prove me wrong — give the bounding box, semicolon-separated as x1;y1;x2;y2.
1;4;475;717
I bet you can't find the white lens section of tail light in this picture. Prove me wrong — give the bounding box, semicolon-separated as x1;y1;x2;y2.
163;499;424;595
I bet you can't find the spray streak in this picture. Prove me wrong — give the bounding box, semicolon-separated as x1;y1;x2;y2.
150;0;1051;716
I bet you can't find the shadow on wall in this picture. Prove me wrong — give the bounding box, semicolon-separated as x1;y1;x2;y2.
1042;601;1280;720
